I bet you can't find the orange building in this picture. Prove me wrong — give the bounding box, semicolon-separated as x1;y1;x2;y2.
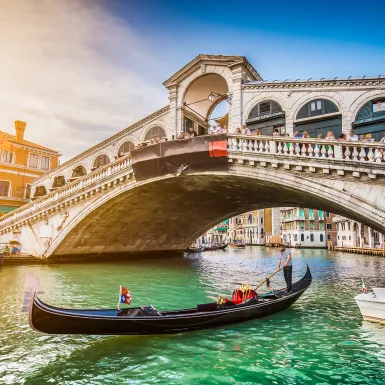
0;120;60;215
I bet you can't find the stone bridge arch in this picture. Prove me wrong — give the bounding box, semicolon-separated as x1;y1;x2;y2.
45;165;385;258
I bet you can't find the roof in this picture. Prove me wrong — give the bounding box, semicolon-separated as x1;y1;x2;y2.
163;54;262;87
0;130;59;154
244;75;385;86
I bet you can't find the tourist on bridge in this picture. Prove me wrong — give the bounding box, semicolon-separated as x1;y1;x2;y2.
277;244;292;294
242;124;251;136
188;127;198;137
346;130;358;141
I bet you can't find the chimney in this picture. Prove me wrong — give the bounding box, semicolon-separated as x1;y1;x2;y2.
14;120;26;142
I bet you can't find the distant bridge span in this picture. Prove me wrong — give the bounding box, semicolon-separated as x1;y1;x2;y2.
1;135;385;258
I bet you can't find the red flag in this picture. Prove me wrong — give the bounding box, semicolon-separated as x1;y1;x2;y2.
119;286;132;305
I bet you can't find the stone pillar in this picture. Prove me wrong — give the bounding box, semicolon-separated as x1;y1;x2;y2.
167;84;179;135
228;66;243;132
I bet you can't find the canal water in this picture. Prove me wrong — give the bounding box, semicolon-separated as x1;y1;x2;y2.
0;247;384;384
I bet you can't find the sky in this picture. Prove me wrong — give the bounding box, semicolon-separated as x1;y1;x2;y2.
0;0;384;161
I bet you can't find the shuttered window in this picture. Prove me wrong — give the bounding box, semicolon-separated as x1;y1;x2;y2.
0;181;10;196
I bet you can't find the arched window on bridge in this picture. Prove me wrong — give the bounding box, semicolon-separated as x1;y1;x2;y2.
32;185;47;199
118;141;135;157
51;175;66;189
143;126;167;142
295;99;341;138
71;165;87;178
353;97;385;141
93;154;110;169
246;100;285;135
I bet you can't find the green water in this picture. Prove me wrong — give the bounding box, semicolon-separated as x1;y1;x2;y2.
1;247;385;385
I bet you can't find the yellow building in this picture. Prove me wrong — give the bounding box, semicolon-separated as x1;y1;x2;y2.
0;121;60;215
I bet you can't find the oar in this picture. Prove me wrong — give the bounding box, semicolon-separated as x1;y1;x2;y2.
255;268;282;291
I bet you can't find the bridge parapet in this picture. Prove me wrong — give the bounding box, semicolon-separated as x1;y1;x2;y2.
0;154;133;231
227;135;385;169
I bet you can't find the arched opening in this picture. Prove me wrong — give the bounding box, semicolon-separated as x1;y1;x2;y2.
32;185;47;200
353;97;385;141
71;165;87;178
183;73;229;135
294;99;341;138
208;99;229;132
246;100;285;135
51;175;66;190
93;154;110;170
118;141;135;157
144;126;167;142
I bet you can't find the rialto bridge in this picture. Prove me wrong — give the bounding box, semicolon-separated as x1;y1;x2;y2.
0;54;385;258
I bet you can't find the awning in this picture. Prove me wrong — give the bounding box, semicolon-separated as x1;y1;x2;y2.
215;227;228;232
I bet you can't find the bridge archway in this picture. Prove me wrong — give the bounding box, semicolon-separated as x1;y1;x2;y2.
182;73;229;135
46;167;385;257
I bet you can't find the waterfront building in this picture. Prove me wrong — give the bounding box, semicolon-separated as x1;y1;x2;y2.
0;121;60;216
205;219;229;244
333;215;384;248
281;207;328;248
228;210;265;245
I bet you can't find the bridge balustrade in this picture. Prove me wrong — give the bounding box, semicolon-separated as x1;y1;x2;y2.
227;135;385;163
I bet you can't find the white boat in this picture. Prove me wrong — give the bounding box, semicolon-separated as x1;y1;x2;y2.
355;288;385;324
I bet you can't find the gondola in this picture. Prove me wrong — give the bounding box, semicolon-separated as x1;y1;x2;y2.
26;266;312;335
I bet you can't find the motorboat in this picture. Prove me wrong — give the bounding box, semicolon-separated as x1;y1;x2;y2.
355;287;385;324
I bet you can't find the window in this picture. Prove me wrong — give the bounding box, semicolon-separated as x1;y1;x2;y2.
118;141;135;156
300;221;305;230
348;222;351;231
349;236;351;241
93;154;110;168
310;234;314;242
52;176;65;188
318;210;323;217
328;234;331;240
247;100;283;121
309;209;314;218
326;223;332;230
300;234;305;242
29;154;39;168
41;156;50;170
342;223;345;231
0;181;10;196
326;212;330;218
1;151;13;164
72;165;87;178
311;101;322;111
319;223;324;231
320;234;324;242
144;126;167;141
310;222;314;230
297;99;338;119
294;234;298;242
372;100;385;113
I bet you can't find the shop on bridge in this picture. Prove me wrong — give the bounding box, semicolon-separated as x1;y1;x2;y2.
352;97;385;141
294;98;342;138
246;100;286;135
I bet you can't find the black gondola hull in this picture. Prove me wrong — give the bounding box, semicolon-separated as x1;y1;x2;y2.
29;267;312;335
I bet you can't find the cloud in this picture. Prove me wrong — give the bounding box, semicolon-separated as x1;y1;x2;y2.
0;0;168;161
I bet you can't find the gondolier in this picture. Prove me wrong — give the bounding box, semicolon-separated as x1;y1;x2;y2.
277;244;292;294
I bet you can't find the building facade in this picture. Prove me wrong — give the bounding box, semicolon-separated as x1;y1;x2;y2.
281;208;328;248
0;121;59;216
333;215;384;248
228;210;266;245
